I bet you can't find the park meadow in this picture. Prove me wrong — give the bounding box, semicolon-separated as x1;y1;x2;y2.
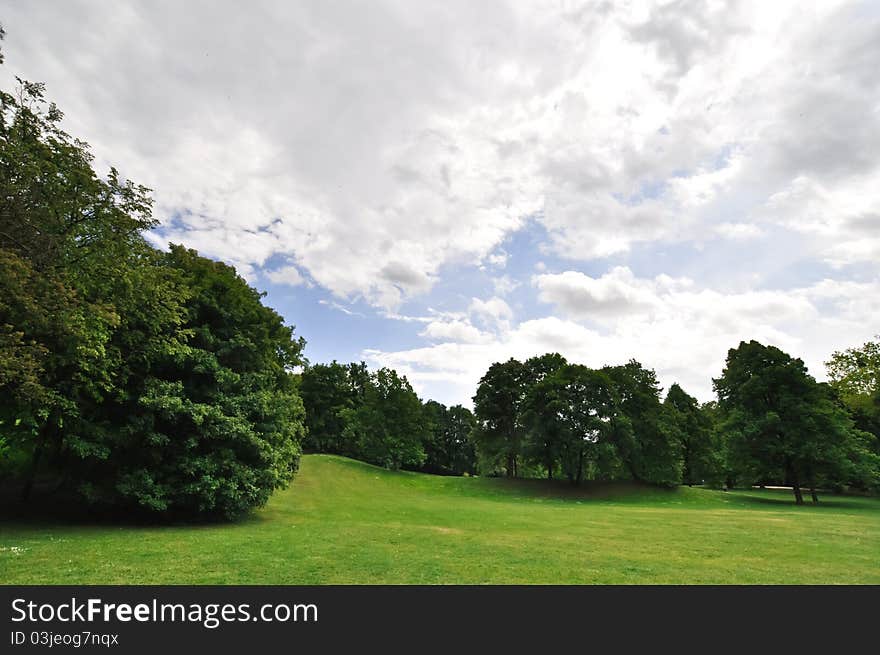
1;21;879;586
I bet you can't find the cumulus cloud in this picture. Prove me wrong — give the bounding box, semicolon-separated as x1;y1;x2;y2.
534;267;690;322
368;270;880;405
468;296;513;331
492;274;520;296
6;1;877;309
420;319;491;344
265;264;306;287
4;1;879;406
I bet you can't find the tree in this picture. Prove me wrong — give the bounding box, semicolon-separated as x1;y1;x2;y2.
0;248;91;489
555;365;616;484
300;361;356;454
341;368;427;470
661;383;724;486
0;71;154;500
446;405;478;475
70;246;307;518
827;338;880;456
472;358;527;477
603;360;682;487
0;56;307;518
521;353;567;479
422;401;477;475
521;363;622;485
714;340;869;504
827;337;880;398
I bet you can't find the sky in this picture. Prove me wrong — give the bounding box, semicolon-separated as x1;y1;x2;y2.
2;0;879;407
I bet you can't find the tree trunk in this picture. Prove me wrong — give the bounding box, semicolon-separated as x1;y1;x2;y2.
786;460;803;505
682;442;692;486
811;487;819;504
20;443;43;503
792;482;804;505
547;460;553;480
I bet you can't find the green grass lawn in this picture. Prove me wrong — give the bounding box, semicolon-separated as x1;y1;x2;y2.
2;454;879;584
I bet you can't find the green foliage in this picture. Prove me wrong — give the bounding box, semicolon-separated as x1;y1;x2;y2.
300;361;446;473
78;246;306;519
519;357;680;486
714;340;875;503
300;361;355;454
602;361;682;487
0;74;149;495
555;365;617;484
472;358;527;477
827;337;880;398
520;353;568;479
662;383;724;486
422;401;477;475
0;62;306;519
827;337;880;455
340;368;427;470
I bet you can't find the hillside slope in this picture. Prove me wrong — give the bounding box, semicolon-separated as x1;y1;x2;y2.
2;454;879;584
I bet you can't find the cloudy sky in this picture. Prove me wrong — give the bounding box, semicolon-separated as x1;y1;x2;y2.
3;0;879;406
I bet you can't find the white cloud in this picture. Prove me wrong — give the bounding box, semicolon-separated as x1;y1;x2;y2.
714;222;764;240
318;300;363;317
759;174;880;267
468;296;513;331
6;1;877;310
534;267;693;322
492;274;520;296
4;1;879;407
367;270;880;406
420;319;491;344
265;264;305;287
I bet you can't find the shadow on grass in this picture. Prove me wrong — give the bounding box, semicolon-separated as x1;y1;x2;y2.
726;489;870;510
311;454;674;502
0;483;271;530
471;475;677;502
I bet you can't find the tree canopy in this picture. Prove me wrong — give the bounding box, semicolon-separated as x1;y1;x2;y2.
714;340;874;503
0;60;306;518
472;358;527;477
827;338;880;457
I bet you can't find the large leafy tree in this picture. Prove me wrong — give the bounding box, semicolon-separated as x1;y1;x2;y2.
0;248;96;486
521;353;568;479
552;365;617;484
472;358;527;477
0;47;307;518
714;340;871;504
826;337;880;454
341;368;427;470
0;68;154;498
661;383;723;486
300;361;356;454
83;246;307;518
603;360;682;487
422;401;477;475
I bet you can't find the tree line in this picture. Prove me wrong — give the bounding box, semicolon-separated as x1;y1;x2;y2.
468;343;879;504
299;361;477;476
296;337;880;505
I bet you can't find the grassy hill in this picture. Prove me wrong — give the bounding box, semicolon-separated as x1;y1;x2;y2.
2;454;879;584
